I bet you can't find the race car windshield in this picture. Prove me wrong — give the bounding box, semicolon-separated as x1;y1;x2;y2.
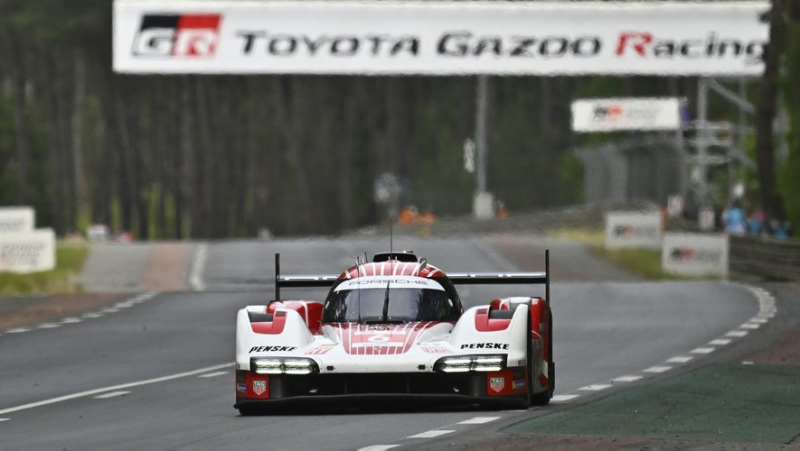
322;278;459;323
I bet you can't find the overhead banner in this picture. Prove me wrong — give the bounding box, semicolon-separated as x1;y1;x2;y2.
113;1;769;75
0;207;35;234
572;98;683;132
662;233;728;277
0;229;56;274
605;211;663;249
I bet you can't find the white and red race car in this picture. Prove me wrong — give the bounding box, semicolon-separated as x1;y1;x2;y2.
234;251;554;414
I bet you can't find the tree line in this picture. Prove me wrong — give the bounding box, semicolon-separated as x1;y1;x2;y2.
0;0;797;238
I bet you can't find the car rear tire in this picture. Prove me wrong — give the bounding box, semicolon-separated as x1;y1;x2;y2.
531;318;554;406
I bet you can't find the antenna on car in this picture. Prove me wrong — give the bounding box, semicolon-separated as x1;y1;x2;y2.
275;253;281;302
355;256;363;324
389;212;394;257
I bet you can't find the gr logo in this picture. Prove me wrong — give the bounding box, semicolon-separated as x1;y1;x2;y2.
132;14;221;57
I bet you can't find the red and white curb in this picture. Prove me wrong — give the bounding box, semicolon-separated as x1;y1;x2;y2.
1;292;158;337
550;284;777;404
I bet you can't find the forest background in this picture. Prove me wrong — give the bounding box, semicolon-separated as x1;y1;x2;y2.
0;0;798;238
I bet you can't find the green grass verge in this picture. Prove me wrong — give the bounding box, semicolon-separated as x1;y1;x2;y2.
0;242;89;295
589;246;689;281
505;364;800;444
551;228;714;281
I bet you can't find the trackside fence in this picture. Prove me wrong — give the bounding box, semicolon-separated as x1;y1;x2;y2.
730;235;800;281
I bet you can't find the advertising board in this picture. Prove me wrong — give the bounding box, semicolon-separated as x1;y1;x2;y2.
0;229;56;274
662;233;728;277
0;207;35;234
572;98;682;132
114;1;769;75
605;211;663;249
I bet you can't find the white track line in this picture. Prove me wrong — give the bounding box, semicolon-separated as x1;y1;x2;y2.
709;339;731;346
0;362;233;416
691;347;715;354
94;391;130;399
578;384;611;391
643;366;672;373
667;356;693;363
358;446;400;451
0;418;10;422
189;243;208;292
551;394;580;402
37;323;60;329
726;330;748;337
458;417;501;425
5;328;31;333
198;371;228;378
60;318;81;324
613;375;643;383
408;430;455;439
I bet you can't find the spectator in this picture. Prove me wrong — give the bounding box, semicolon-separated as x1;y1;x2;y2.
747;209;765;235
724;201;746;235
772;220;790;240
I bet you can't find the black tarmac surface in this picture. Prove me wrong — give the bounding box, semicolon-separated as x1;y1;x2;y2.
0;237;758;450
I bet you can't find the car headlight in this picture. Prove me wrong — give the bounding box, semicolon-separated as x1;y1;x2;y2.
434;355;507;373
251;357;319;375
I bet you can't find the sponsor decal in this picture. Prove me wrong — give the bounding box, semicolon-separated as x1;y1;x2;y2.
0;218;25;233
512;379;527;390
334;322;436;355
238;33;419;57
489;376;505;393
252;380;266;395
460;343;509;350
133;14;221;57
249;345;297;353
236;383;247;393
0;242;47;267
420;346;452;354
615;32;763;64
614;224;659;238
670;247;723;263
305;345;335;355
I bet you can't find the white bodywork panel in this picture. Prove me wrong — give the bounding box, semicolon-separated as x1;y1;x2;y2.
235;303;530;373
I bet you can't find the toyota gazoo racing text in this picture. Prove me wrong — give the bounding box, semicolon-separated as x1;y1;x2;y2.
234;250;554;414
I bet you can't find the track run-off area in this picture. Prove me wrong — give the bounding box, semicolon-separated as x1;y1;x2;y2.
0;237;771;450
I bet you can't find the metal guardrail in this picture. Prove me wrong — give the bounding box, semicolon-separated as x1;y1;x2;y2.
730;235;800;281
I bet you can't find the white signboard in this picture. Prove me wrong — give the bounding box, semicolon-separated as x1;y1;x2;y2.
0;207;35;234
572;98;682;132
662;233;728;277
605;211;662;249
114;1;768;75
0;229;56;274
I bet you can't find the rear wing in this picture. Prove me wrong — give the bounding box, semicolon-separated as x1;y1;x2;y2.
447;249;550;304
273;249;550;304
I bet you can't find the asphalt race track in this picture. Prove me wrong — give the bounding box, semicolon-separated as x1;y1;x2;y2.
0;237;758;450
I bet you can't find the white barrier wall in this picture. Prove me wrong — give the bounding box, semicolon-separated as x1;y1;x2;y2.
605;211;662;249
662;233;729;277
0;207;35;234
0;229;56;273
